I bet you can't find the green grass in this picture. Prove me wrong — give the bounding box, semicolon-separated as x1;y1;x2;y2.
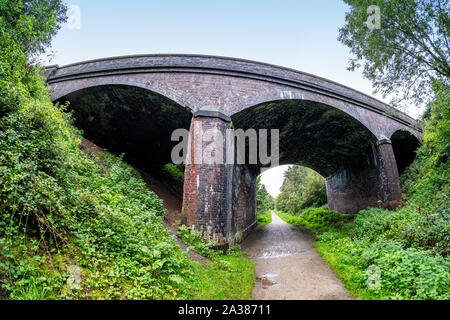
313;236;378;300
257;210;272;226
276;207;352;232
177;224;254;299
188;256;254;300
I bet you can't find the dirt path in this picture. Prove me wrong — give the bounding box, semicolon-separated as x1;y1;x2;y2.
241;211;352;300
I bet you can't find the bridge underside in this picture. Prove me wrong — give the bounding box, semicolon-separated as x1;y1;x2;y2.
181;100;416;244
55;84;420;246
55;85;192;171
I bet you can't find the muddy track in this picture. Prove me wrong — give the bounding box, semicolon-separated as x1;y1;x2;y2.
241;211;351;300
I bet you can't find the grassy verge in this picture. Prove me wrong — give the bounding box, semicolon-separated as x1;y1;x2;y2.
276;207;352;232
257;210;272;226
177;224;254;299
188;256;254;299
276;207;449;300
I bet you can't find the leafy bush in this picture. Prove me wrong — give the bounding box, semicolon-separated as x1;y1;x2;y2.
164;163;185;181
352;208;394;241
277;207;352;232
256;210;272;226
313;202;450;300
363;245;449;300
351;205;449;256
315;230;450;300
177;225;217;258
313;196;449;300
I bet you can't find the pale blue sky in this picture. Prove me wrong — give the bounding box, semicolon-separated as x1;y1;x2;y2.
45;0;382;102
43;0;409;197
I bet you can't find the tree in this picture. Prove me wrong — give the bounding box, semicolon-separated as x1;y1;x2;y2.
0;0;67;115
275;166;327;215
338;0;449;112
0;0;67;58
256;176;274;213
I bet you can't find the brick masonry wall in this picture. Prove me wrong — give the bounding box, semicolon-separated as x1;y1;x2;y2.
326;140;401;213
374;140;402;205
231;165;257;240
181;116;258;245
181;116;235;244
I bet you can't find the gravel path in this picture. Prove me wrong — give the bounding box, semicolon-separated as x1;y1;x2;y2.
241;211;352;300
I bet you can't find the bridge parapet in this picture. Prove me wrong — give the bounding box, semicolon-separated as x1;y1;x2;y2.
45;54;422;139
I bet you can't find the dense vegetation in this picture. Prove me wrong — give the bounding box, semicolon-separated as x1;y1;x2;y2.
256;209;272;226
0;0;254;300
275;166;327;214
256;177;274;225
276;0;450;300
163;163;185;182
276;207;352;233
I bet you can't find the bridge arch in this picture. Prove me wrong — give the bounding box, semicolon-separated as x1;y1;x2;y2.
45;54;421;139
50;75;197;112
54;84;192;172
228;90;384;139
45;54;423;245
391;130;421;176
230;98;378;177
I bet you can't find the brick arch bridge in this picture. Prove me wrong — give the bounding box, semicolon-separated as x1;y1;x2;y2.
45;54;422;245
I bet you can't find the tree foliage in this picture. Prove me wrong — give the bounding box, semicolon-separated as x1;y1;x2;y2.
399;80;450;252
0;0;67;59
256;176;274;213
275;166;327;215
338;0;449;110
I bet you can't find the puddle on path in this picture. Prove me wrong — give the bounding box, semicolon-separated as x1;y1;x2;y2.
258;272;279;288
255;247;310;259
